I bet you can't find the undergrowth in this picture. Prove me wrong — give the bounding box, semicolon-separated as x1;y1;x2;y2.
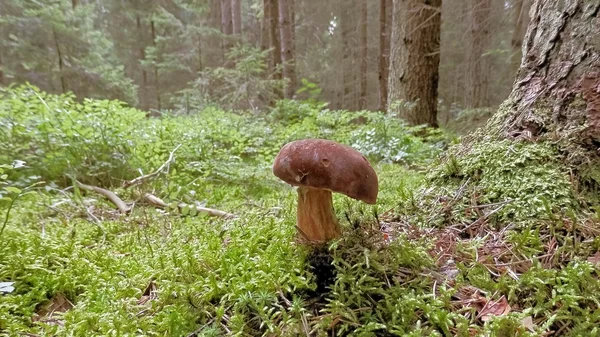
1;86;600;336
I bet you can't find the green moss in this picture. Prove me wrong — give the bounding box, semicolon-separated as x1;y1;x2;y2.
429;138;574;222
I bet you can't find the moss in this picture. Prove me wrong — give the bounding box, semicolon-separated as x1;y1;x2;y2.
428;138;574;222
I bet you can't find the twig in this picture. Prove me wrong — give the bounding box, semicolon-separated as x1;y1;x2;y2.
143;193;236;219
123;144;182;188
74;181;131;213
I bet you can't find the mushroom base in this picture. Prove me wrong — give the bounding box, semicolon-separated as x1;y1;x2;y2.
296;186;341;242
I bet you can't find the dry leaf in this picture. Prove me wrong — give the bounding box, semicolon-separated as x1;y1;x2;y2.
137;280;158;305
33;293;74;326
478;296;511;322
587;251;600;264
521;316;535;332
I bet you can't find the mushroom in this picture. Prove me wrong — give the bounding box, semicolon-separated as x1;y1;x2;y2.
272;139;378;243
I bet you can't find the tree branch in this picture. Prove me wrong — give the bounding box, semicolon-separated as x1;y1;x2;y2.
123;144;182;188
143;193;237;219
75;181;131;213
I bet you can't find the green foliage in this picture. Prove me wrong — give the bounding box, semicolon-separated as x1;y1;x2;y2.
0;0;136;103
0;85;146;185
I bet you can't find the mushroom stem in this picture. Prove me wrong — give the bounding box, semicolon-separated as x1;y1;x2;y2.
296;186;341;242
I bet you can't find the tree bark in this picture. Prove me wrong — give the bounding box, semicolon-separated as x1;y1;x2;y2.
279;0;296;98
261;0;272;65
232;0;242;35
72;0;78;9
388;0;441;127
495;0;600;150
269;0;283;86
358;0;368;110
466;0;492;108
379;0;393;112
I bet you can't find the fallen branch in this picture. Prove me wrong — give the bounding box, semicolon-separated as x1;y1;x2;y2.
143;193;236;219
123;144;182;188
75;181;131;214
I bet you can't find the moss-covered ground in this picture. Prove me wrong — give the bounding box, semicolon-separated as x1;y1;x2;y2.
1;86;600;336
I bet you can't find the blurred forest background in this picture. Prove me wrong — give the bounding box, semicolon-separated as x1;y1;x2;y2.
0;0;531;129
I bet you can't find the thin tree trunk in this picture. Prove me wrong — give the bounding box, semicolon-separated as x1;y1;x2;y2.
261;0;271;56
340;0;357;110
358;0;368;110
221;0;234;66
388;0;441;126
232;0;242;35
279;0;296;98
379;0;392;112
494;0;600;148
0;53;4;86
511;0;531;70
72;0;78;9
210;0;224;67
150;19;161;111
136;16;149;111
466;0;492;108
269;0;282;85
51;27;67;94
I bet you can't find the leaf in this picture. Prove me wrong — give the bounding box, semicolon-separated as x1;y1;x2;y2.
33;293;74;327
4;187;22;194
478;296;511;322
521;316;535;332
587;251;600;264
0;282;15;294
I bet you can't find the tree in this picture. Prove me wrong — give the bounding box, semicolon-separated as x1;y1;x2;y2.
388;0;442;126
268;0;282;85
379;0;392;112
232;0;242;35
492;0;599;151
340;0;357;110
466;0;492;108
279;0;296;98
358;0;368;110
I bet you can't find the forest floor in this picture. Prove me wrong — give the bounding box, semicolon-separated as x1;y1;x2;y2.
1;87;600;336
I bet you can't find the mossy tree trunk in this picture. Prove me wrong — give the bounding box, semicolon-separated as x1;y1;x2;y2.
492;0;599;154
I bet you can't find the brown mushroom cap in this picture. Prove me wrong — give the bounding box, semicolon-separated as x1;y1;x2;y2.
272;139;378;204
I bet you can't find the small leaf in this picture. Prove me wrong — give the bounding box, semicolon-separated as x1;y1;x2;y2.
4;187;22;194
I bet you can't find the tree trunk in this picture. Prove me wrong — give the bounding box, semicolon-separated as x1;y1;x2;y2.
221;0;234;65
269;0;283;86
136;15;149;111
51;27;68;94
494;0;600;150
340;0;357;110
466;0;492;108
511;0;531;51
279;0;296;98
358;0;368;110
261;0;272;66
0;52;4;86
232;0;242;35
379;0;392;112
388;0;441;127
72;0;78;9
210;0;224;67
150;19;161;111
